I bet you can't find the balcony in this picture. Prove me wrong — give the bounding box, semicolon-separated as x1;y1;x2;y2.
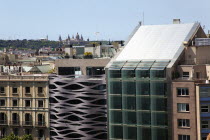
23;121;33;126
0;120;7;125
10;120;20;126
36;122;46;127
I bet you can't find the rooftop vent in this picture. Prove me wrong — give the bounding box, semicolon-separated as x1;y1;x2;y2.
173;19;181;24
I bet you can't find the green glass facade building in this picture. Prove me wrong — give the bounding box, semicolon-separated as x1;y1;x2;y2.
108;60;169;140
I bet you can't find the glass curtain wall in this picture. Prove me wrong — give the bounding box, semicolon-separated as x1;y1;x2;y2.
108;60;169;140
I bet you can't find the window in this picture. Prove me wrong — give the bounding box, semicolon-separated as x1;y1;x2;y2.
178;119;190;128
200;86;210;97
25;87;30;94
0;87;5;94
38;87;43;94
178;135;190;140
201;105;209;113
177;103;189;112
13;100;18;107
177;88;189;96
12;113;19;124
201;120;208;129
0;113;6;124
13;128;18;136
38;129;45;139
0;127;6;138
25;129;31;135
38;100;44;108
182;72;189;78
12;87;18;94
0;100;5;106
86;67;105;75
25;100;31;107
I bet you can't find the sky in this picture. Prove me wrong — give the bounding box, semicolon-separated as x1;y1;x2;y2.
0;0;209;41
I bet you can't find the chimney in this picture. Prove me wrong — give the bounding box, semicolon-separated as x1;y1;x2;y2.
173;19;181;24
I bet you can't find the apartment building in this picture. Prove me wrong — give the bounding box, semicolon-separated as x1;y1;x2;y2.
106;20;210;140
0;75;49;140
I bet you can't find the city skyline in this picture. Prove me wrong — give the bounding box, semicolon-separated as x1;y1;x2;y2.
0;0;209;41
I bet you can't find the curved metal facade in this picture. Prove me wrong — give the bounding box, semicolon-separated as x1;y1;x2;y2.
49;75;107;140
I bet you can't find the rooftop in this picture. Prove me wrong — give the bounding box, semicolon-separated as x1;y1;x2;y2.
116;23;200;61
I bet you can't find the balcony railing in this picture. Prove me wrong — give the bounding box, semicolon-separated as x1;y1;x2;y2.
36;122;46;127
10;120;20;125
23;121;33;126
0;120;7;125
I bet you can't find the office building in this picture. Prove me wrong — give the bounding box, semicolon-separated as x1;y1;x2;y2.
106;20;210;140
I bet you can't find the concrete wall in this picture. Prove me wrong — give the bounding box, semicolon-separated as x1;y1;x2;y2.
55;59;111;75
171;81;197;140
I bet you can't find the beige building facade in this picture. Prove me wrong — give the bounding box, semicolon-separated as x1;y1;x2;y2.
0;75;49;140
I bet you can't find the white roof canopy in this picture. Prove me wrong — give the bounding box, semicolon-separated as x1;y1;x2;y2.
116;23;199;61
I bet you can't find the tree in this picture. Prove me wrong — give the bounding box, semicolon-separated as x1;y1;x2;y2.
0;134;32;140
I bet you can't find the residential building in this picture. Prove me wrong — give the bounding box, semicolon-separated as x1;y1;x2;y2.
0;75;49;140
106;20;210;140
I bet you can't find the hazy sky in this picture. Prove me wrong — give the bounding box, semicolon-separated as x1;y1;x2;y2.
0;0;209;41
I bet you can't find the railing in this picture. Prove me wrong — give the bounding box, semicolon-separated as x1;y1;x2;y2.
23;121;33;126
10;120;20;125
0;76;48;81
36;122;46;127
0;120;7;125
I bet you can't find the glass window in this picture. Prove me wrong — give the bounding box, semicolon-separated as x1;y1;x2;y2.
200;87;210;97
0;100;5;106
137;111;151;125
38;87;43;94
13;128;18;136
201;120;208;129
122;81;136;95
150;69;165;79
58;67;81;75
110;125;123;139
182;72;189;78
137;127;151;140
178;135;190;140
201;105;209;113
108;69;121;79
25;87;30;94
0;87;5;94
123;96;135;110
151;97;166;111
123;126;137;139
13;100;18;107
109;95;121;109
151;127;168;140
25;100;31;107
136;81;150;95
109;81;122;95
12;87;18;94
86;67;105;75
136;69;150;79
178;119;190;128
177;103;190;112
177;88;189;96
137;96;150;110
109;111;122;124
123;111;136;125
151;112;167;126
38;100;44;108
150;82;165;95
122;69;135;79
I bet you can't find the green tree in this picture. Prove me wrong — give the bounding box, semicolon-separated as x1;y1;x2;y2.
0;134;32;140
